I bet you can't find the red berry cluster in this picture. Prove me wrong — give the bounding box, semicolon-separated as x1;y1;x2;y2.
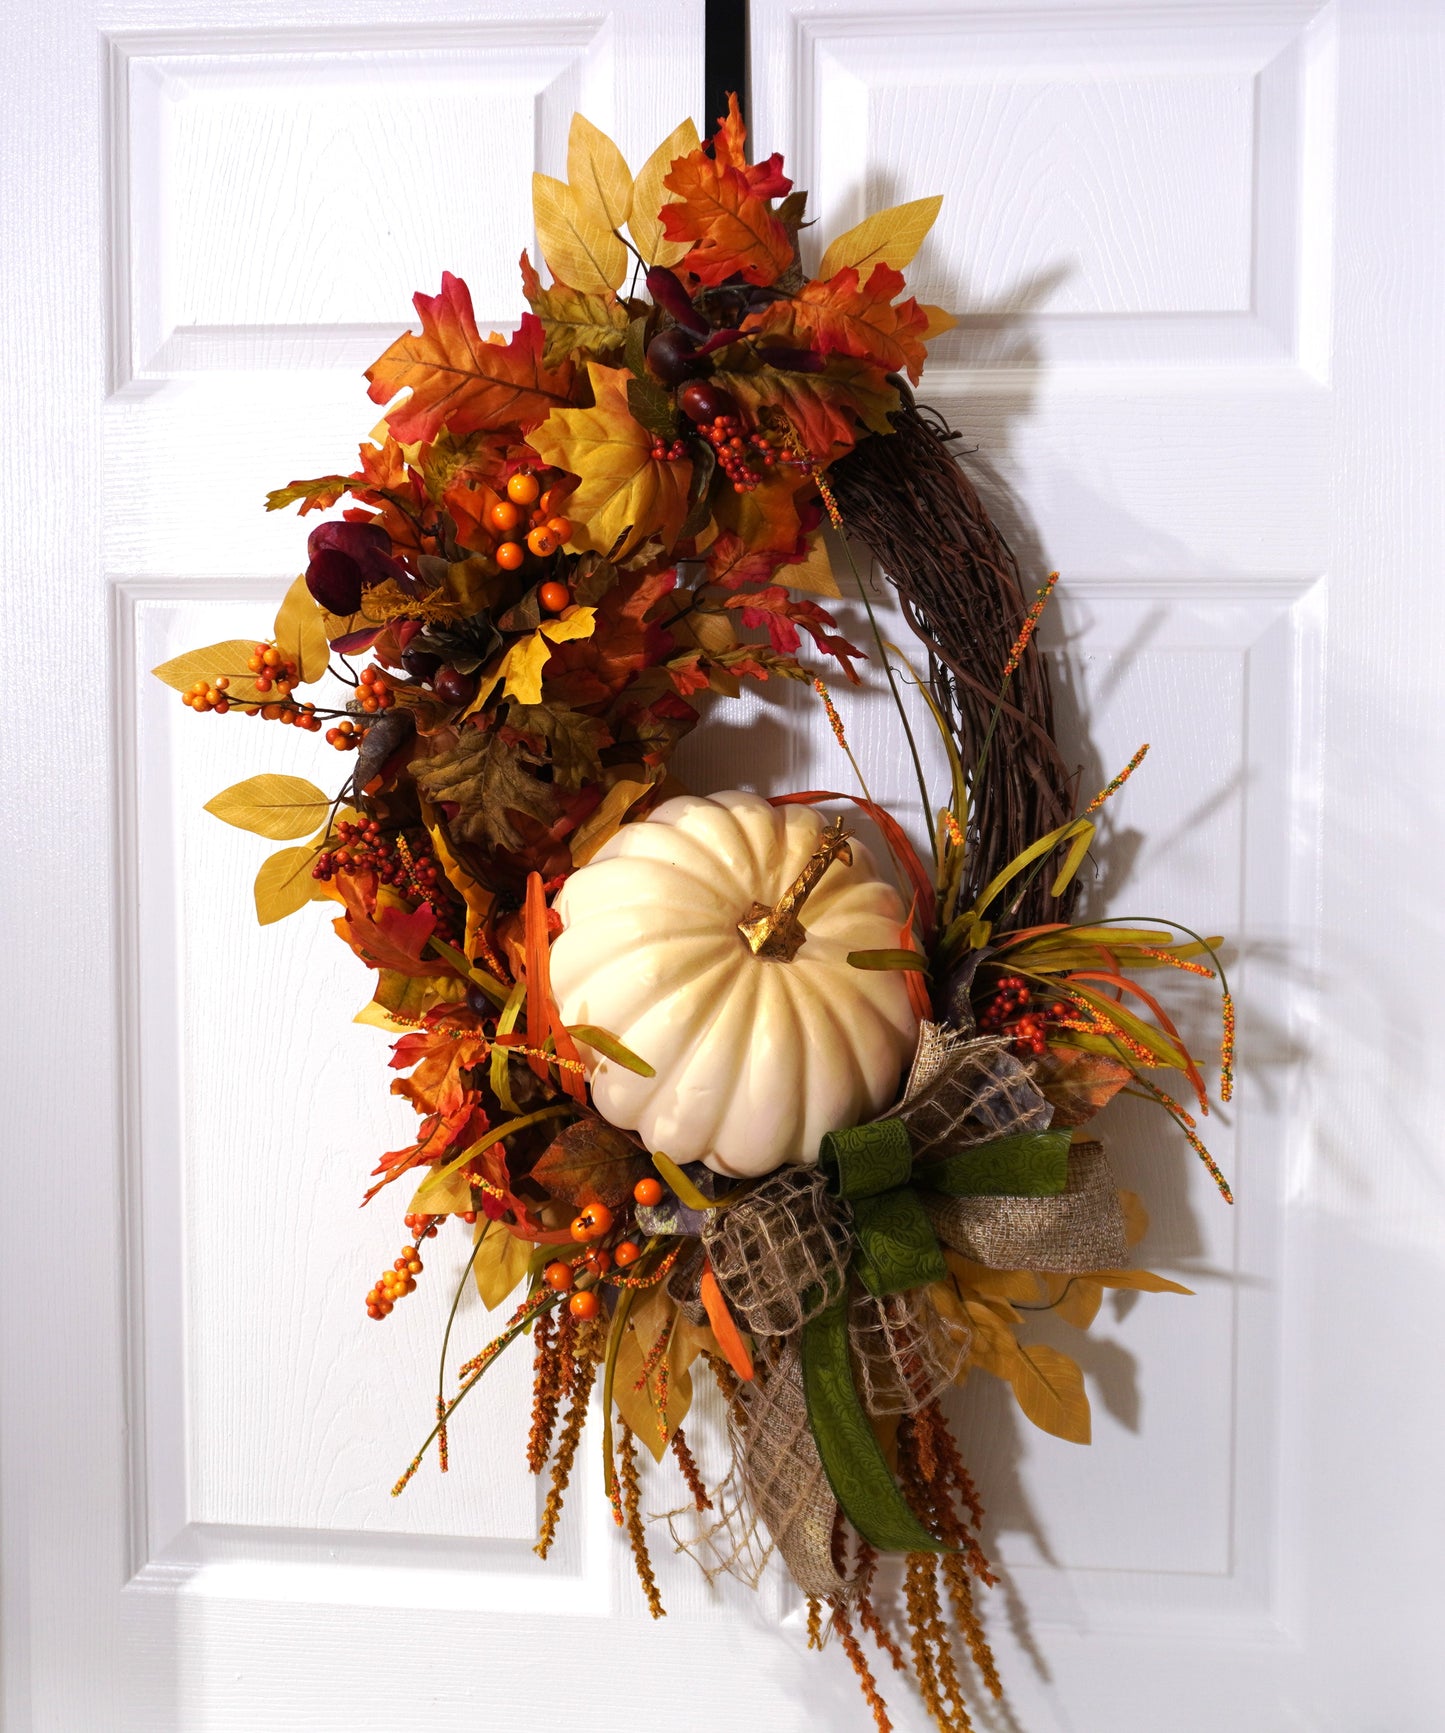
648;436;690;462
366;1243;423;1319
325;717;361;750
698;415;808;494
978;974;1068;1058
311;820;441;898
357;665;395;713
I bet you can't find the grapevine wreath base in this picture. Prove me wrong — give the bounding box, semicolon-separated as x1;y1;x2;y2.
158;100;1233;1731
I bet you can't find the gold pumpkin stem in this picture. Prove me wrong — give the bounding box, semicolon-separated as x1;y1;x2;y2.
738;817;854;961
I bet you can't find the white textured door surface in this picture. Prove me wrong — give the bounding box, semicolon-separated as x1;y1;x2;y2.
4;2;1443;1730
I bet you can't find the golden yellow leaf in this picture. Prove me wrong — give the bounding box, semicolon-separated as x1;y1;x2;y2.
540;605;598;645
1050;1278;1104;1331
354;1000;415;1032
408;1165;474;1218
528;362;693;556
1091;1268;1194;1297
271;573;330;683
569;776;654;864
473;1219;533;1310
371;969;467;1019
628;118;699;267
917;303;958;343
532;173;627;294
610;1285;699;1461
782;533;842;599
499;633;554;706
253;841;331;925
204;774;332;841
567;112;632;232
945;1253;1046;1307
817;194;944;281
151;638;275;704
1007;1342;1091;1444
960;1297;1022;1380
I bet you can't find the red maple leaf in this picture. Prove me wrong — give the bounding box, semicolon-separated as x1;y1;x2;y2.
723;586;864;683
366;273;576;444
332;881;447;979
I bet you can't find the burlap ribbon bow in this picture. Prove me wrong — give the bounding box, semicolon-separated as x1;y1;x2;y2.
698;1026;1128;1595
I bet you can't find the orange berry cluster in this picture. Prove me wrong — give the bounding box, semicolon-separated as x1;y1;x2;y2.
325;717;360;750
490;471;573;572
182;676;231;713
248;642;297;695
698;415;808;494
254;700;322;730
366;1242;423;1319
356;664;395;714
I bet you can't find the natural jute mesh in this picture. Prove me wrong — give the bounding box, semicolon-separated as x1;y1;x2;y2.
735;1337;855;1602
703;1170;853;1337
848;1286;972;1417
925;1141;1129;1270
897;1025;1053;1159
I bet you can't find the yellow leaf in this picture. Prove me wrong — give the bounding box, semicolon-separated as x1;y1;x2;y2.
539;605;597;644
152;638;275;705
567;112;632;232
204;774;332;840
570;776;654;864
817;194;944;281
528;362;693;557
532;172;627;294
960;1297;1022;1380
782;533;842;599
408;1165;474;1217
947;1255;1047;1308
1091;1267;1194;1297
253;841;331;924
271;574;330;683
473;1219;533;1310
1050;1278;1104;1331
1007;1342;1091;1444
354;1000;415;1032
918;303;957;343
629;118;699;267
610;1285;698;1461
499;632;554;705
423;805;495;963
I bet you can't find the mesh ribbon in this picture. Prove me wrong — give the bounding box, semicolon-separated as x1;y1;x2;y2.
703;1170;854;1336
895;1025;1053;1157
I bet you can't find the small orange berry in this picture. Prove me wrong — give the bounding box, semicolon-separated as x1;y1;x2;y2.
537;580;570;613
507;471;540;506
570;1201;613;1242
614;1240;640;1267
496;540;525;571
214;676;230;691
543;1261;574;1292
586;1248;612;1275
488;499;522;533
527;526;559;558
633;1177;663;1207
545;516;572;543
568;1290;600;1320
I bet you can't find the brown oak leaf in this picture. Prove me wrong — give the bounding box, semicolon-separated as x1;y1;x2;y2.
530;1117;650;1208
410;727;558;855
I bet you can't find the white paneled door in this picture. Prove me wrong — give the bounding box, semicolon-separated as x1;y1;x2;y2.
3;1;1443;1730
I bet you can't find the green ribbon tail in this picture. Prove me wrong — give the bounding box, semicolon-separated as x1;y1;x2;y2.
800;1298;950;1555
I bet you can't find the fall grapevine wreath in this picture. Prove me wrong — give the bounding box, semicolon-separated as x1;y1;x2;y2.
157;100;1234;1731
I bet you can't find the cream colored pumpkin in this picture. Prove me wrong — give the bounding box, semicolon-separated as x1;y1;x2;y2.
550;790;922;1178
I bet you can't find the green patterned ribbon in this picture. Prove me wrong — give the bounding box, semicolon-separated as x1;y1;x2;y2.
803;1116;1072;1549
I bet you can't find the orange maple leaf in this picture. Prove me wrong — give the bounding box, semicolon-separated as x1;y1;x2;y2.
745;263;931;382
659;154;793;287
389;1007;488;1117
366;272;576;444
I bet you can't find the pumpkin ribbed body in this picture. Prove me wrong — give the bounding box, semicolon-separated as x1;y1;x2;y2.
550;790;921;1177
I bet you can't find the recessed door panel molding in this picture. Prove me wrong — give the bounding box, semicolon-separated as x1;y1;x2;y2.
750;0;1336;377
